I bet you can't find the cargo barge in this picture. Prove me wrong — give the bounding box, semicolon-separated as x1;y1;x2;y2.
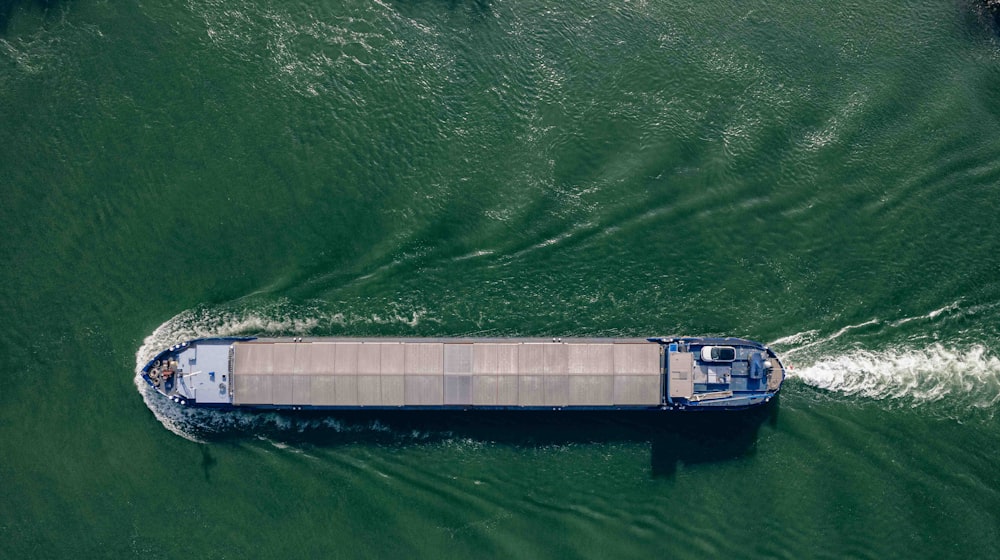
139;337;784;411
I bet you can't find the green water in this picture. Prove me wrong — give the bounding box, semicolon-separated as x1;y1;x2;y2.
3;0;1000;557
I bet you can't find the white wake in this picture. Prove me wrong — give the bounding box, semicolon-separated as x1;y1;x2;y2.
787;343;1000;412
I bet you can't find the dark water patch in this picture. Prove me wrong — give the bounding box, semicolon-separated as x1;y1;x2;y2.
0;0;64;35
174;406;775;478
387;0;493;20
199;445;218;481
970;0;1000;32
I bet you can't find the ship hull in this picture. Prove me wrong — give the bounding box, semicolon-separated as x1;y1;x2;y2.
140;336;784;412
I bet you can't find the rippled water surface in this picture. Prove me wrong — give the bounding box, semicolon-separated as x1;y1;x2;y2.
3;0;1000;557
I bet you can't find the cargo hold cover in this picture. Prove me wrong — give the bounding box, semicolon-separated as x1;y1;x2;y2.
231;340;663;407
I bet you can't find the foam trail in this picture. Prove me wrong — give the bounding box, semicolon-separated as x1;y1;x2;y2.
768;329;819;347
889;302;959;327
779;319;879;357
790;343;1000;412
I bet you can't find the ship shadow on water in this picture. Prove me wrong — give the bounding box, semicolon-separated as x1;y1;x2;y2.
203;399;779;477
648;401;779;477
